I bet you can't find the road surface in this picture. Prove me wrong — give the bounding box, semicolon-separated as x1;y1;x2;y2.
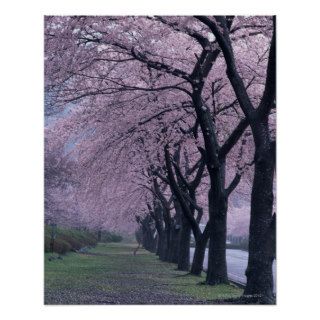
190;248;276;291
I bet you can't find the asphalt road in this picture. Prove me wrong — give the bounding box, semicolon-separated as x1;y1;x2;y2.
190;248;276;291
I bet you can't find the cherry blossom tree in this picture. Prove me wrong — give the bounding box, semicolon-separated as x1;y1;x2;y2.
44;15;276;302
194;16;276;301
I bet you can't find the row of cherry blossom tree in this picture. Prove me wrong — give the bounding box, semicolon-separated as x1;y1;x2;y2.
45;15;276;303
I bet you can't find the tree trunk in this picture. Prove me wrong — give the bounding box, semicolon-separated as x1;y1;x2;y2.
206;191;228;284
97;230;102;242
168;199;182;264
168;224;180;263
158;232;167;261
161;224;171;261
142;227;156;253
190;235;208;275
206;161;229;285
156;233;161;256
142;228;149;250
206;208;228;284
191;89;229;284
155;220;164;257
153;202;165;257
149;232;157;253
244;146;275;302
177;214;191;271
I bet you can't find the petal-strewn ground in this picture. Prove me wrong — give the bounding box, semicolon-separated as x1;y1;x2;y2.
45;243;243;305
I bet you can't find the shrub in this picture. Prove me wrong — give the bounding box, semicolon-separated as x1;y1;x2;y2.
44;225;98;254
44;235;51;252
53;239;72;254
100;231;123;243
59;234;83;251
84;233;98;246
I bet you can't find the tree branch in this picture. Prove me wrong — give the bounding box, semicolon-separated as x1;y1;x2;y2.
131;47;192;83
219;118;249;160
225;173;242;197
172;161;190;190
257;16;276;118
194;16;256;119
164;145;201;240
153;16;209;48
190;156;206;190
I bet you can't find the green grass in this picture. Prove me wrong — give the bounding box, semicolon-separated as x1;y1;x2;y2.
45;242;242;304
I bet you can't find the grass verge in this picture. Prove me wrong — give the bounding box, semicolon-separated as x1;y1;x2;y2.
45;242;242;304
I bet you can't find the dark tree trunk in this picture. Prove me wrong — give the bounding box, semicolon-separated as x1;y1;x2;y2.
206;205;228;284
190;235;208;275
142;228;157;253
156;233;161;256
154;223;164;257
206;187;228;284
168;224;180;263
168;199;182;264
152;178;172;262
161;223;171;261
149;233;157;253
158;232;167;261
154;234;159;255
97;230;102;242
142;229;149;250
137;215;157;253
153;201;165;258
156;228;167;258
205;160;229;285
244;144;276;302
191;89;229;284
177;214;191;271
